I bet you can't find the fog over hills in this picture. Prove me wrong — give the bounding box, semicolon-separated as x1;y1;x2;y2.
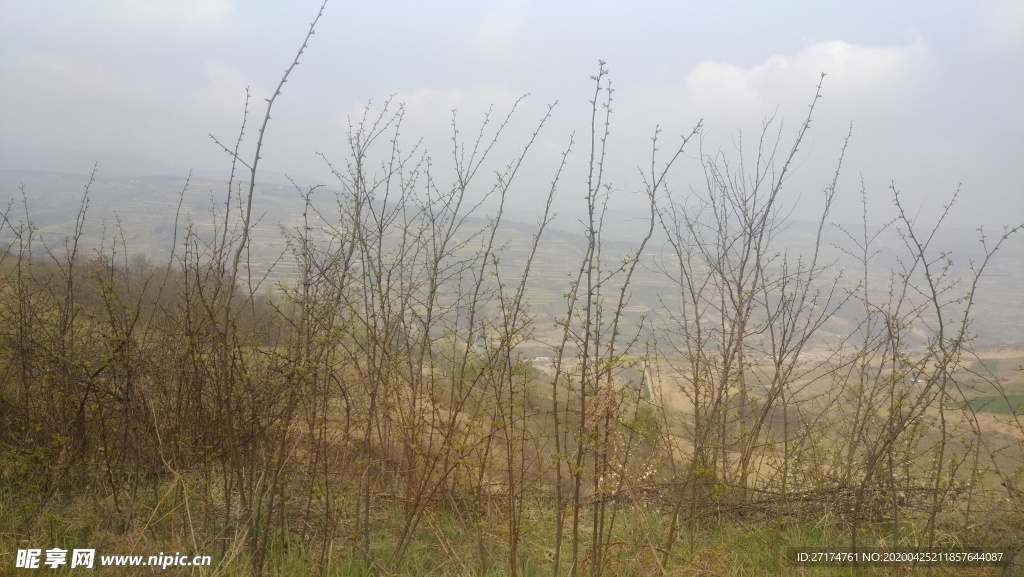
2;170;1022;348
0;144;321;188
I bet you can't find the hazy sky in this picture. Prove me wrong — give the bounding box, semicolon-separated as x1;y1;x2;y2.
2;0;1022;228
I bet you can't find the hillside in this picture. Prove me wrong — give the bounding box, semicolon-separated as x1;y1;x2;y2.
4;169;1022;350
3;156;1022;575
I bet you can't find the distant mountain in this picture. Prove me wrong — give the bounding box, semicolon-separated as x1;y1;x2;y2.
1;172;1021;347
0;143;320;187
0;143;187;178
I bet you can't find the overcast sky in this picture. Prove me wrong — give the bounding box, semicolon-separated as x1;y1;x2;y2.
2;0;1022;228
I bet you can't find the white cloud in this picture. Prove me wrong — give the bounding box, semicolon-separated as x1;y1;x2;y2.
976;0;1024;53
787;37;928;90
333;84;530;155
469;2;530;65
111;0;239;42
5;50;162;104
636;36;931;129
190;61;259;116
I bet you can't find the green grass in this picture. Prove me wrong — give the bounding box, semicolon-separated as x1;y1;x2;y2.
7;483;1020;576
957;394;1024;415
969;359;1001;374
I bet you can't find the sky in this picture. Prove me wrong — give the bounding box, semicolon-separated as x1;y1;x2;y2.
1;0;1022;228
